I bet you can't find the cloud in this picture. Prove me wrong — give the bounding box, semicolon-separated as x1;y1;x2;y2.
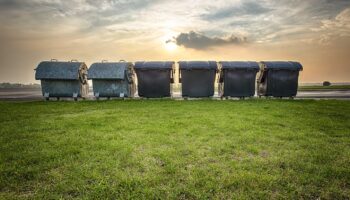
171;31;247;50
201;1;272;21
315;8;350;44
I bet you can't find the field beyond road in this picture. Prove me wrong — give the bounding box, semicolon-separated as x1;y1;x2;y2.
0;100;349;199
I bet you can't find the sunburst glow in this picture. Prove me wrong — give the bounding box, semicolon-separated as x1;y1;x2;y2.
165;42;177;51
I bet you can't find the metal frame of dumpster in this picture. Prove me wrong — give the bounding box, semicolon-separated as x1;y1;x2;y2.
218;61;259;98
134;61;175;98
257;61;303;98
88;61;136;99
178;61;217;98
35;60;89;101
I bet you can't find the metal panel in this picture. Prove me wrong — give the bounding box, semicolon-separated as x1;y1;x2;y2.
261;61;303;70
135;69;172;98
267;70;300;97
134;61;174;98
88;62;130;80
35;60;89;99
92;80;132;97
257;61;302;97
221;69;257;97
88;62;135;98
40;80;88;97
220;61;259;70
35;61;84;80
180;69;216;97
178;61;217;70
134;61;174;69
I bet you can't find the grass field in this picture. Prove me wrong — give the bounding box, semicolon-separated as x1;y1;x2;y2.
298;85;350;91
0;100;349;199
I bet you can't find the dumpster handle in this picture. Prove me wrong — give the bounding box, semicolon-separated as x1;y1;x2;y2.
71;59;78;62
127;68;134;84
51;59;58;62
120;59;126;62
170;68;175;83
218;69;224;83
178;68;182;83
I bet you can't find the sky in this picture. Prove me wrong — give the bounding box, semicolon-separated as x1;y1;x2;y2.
0;0;350;83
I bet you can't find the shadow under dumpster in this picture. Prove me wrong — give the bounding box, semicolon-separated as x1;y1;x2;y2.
0;88;350;101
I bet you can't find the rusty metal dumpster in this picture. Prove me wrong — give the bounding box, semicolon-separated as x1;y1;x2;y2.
134;61;175;98
178;61;217;97
257;61;303;97
35;60;89;101
218;61;259;98
88;61;136;99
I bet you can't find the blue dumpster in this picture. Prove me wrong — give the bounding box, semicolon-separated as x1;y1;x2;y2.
134;61;175;98
35;60;89;101
88;61;136;99
257;61;303;97
178;61;217;97
218;61;259;98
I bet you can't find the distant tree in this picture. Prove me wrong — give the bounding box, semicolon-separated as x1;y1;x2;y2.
0;83;40;88
323;81;331;86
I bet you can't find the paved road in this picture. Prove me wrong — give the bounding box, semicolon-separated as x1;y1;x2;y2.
0;88;350;101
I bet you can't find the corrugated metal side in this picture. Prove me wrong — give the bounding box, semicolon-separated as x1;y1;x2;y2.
220;61;259;70
261;61;303;70
134;61;174;69
88;62;130;79
35;61;84;80
179;61;217;70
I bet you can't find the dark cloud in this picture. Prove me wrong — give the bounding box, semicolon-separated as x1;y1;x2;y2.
171;31;247;50
202;1;272;21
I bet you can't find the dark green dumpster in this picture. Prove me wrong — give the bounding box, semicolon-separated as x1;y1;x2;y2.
257;61;303;97
134;61;175;98
35;60;89;101
178;61;217;97
218;61;259;98
88;61;136;99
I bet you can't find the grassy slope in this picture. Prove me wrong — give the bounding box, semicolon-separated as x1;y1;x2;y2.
0;100;349;199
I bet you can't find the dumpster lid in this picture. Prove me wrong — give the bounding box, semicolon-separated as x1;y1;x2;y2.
88;62;131;80
134;61;174;69
35;61;86;80
178;61;217;70
261;61;303;70
219;61;259;70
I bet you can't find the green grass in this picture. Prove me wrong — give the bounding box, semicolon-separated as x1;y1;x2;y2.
0;100;349;199
299;85;350;91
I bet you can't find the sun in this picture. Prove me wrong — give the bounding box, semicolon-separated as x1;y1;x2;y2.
165;42;177;52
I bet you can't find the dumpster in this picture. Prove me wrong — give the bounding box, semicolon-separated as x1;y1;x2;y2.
178;61;217;97
88;61;136;99
35;60;89;101
134;61;175;98
218;61;259;98
257;61;303;97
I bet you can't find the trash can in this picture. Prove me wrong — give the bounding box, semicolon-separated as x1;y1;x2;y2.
218;61;259;98
88;61;136;99
257;61;303;97
178;61;217;97
35;59;89;101
134;61;175;98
